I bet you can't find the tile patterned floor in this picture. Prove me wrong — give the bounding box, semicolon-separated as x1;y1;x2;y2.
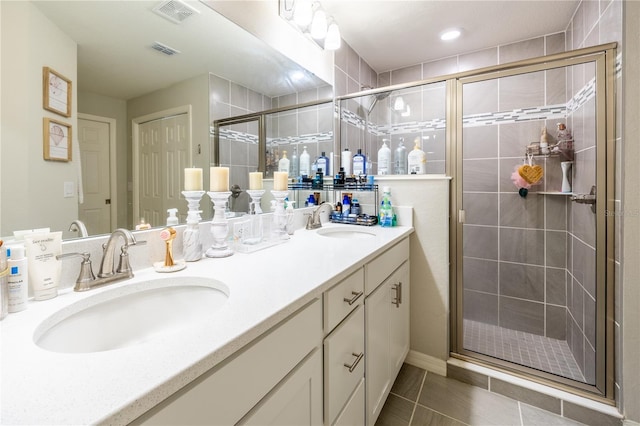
463;319;585;382
376;364;588;426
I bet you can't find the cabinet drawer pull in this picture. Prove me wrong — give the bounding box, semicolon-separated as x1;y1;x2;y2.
343;352;364;373
343;291;363;306
392;282;402;307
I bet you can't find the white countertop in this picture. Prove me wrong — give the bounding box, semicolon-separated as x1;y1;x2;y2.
0;223;413;425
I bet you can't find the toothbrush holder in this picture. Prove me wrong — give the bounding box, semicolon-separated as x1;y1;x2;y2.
205;191;234;258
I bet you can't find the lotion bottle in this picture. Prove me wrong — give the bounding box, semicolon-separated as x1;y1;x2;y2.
299;146;311;177
407;137;427;174
278;150;290;174
7;245;28;313
353;149;367;176
377;139;391;175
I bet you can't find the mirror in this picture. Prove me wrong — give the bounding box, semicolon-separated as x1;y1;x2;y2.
0;0;331;240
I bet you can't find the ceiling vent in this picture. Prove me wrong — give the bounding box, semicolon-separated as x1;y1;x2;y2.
152;0;200;24
151;41;181;56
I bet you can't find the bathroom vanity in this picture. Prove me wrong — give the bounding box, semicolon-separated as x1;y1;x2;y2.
0;222;412;425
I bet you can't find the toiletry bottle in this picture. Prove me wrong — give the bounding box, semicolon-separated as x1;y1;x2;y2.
278;150;290;174
299;146;310;177
313;168;324;189
307;194;316;207
353;149;366;176
379;186;395;227
0;241;8;320
342;194;351;216
166;208;179;226
7;245;28;313
540;127;549;155
378;139;392;175
407;137;427;174
341;148;352;175
351;198;361;216
291;146;299;178
317;151;329;176
394;138;408;174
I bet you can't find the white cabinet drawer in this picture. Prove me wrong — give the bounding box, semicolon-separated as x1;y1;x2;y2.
324;268;364;334
324;305;365;426
134;298;322;425
332;378;365;426
365;237;409;295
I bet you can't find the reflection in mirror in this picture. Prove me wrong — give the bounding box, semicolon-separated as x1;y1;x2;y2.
214;99;335;214
338;82;447;175
1;0;332;240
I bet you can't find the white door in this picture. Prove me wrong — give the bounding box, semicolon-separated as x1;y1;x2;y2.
137;113;190;227
78;117;111;235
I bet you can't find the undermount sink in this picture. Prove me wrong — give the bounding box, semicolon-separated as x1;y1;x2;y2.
316;226;377;239
34;277;229;354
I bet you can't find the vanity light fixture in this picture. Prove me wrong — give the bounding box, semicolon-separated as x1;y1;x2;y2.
440;28;461;41
280;0;341;50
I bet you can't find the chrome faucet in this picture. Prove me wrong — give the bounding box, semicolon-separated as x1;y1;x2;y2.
57;228;145;292
306;202;334;230
68;219;88;237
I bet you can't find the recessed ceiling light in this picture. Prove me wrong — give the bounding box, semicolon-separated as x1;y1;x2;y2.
440;29;461;41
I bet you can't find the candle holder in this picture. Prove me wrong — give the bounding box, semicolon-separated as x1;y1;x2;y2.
182;190;205;261
205;191;234;258
270;190;289;240
246;189;265;214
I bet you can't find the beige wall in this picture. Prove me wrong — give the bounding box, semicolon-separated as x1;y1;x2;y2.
0;1;78;237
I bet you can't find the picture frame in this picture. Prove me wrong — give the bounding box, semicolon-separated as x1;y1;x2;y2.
43;118;72;162
42;67;72;117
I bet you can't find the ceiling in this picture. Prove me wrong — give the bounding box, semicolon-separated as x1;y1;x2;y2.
31;1;580;100
322;0;579;73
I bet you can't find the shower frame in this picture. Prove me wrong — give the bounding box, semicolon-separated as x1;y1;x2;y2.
448;43;617;402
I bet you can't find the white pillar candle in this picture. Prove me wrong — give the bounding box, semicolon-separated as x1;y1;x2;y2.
210;167;229;192
184;168;203;191
249;172;263;190
273;171;289;191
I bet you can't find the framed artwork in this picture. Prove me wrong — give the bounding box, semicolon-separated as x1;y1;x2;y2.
43;118;72;162
43;67;72;117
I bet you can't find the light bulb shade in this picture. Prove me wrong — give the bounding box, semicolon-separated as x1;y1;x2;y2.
293;0;313;27
310;8;327;39
325;21;341;50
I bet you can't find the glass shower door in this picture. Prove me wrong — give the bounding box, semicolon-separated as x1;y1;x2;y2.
457;56;607;390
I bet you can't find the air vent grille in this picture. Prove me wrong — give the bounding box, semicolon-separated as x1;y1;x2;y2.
152;0;200;24
151;42;181;56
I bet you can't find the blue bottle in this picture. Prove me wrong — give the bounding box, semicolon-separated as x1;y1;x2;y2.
317;152;330;176
353;149;366;176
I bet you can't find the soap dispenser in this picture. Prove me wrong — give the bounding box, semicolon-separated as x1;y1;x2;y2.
166;208;179;226
407;137;427;174
377;139;391;175
278;150;290;173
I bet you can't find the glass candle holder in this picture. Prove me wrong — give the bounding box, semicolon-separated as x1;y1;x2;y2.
205;191;234;258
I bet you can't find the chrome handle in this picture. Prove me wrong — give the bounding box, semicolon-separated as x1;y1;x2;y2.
392;282;402;307
570;185;596;213
343;291;363;305
343;352;364;373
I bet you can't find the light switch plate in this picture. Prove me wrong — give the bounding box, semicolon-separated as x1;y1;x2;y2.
63;181;75;198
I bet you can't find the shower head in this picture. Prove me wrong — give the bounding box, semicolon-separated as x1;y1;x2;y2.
366;91;391;115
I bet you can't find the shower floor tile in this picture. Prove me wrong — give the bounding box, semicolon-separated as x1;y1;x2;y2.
463;319;585;382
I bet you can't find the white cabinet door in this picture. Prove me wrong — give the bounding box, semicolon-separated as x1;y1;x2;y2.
240;348;323;426
389;261;410;379
365;280;391;426
333;378;365;426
